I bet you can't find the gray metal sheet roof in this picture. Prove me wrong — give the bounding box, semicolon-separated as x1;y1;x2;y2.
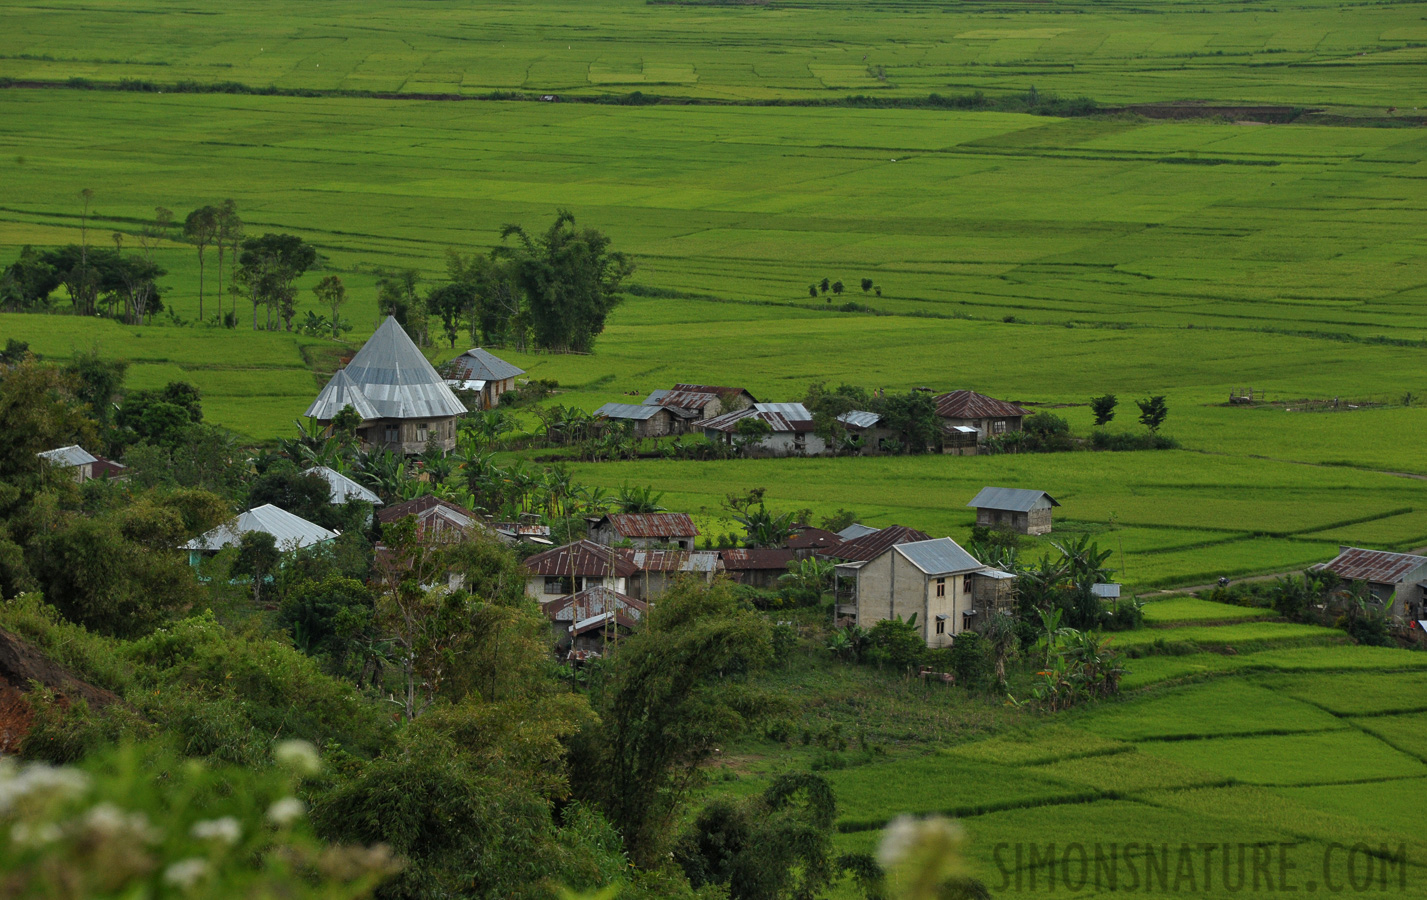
38;445;98;467
967;486;1060;512
307;317;465;421
837;410;881;429
754;402;813;421
1092;583;1121;598
450;347;524;382
303;466;383;505
182;504;337;551
596;402;664;421
305;369;380;420
837;523;879;540
894;538;984;575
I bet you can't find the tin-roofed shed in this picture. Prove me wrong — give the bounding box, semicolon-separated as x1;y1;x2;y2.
1317;547;1427;620
967;487;1060;535
445;348;525;410
590;513;699;550
594;402;679;439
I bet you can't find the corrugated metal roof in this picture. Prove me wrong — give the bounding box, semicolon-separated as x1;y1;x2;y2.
698;408;814;434
37;445;98;467
648;389;719;411
754;402;813;421
673;383;756;402
837;523;879;541
622;549;723;573
895;538;984;576
595;402;665;421
304;466;382;505
824;525;933;562
934;390;1029;420
544;585;646;623
788;527;841;550
1092;583;1121;599
979;568;1017;580
837;410;881;429
449;347;524;382
524;540;639;577
305;369;380;421
967;487;1059;512
182;504;337;551
307;317;466;421
720;548;798;570
377;495;475;528
1320;548;1427;585
601;513;698;539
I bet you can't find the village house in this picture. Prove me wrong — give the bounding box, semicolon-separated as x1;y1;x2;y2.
303;466;383;506
836;410;896;455
37;445;127;483
787;527;842;557
821;524;932;564
967;487;1060;535
593;402;681;439
842;537;1015;648
645;383;757;423
933;390;1029;454
542;585;647;659
589;512;699;550
443;347;525;410
306;316;467;454
720;548;798;590
698;403;827;457
1317;547;1427;621
523;540;637;600
836;523;880;541
620;548;723;602
377;495;479;543
180;504;337;566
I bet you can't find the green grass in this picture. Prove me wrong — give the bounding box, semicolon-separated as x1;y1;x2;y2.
1351;715;1427;762
1110;621;1342;650
1121;645;1427;689
1033;749;1230;793
1261;671;1427;716
1138;729;1427;786
1;0;1423;108
1274;778;1427;841
941;725;1128;767
1140;597;1275;624
1072;679;1345;741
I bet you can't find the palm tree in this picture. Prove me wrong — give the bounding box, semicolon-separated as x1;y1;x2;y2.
736;504;796;548
617;483;666;514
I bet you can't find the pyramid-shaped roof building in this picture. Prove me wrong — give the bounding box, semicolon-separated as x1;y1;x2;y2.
306;317;466;421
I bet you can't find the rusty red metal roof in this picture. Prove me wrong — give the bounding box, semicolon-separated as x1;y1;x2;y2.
934;390;1029;420
720;549;798;570
620;549;723;573
673;383;756;403
1319;548;1427;585
601;512;698;539
524;540;638;577
651;389;720;412
822;525;933;562
788;527;841;551
697;408;816;434
543;585;647;623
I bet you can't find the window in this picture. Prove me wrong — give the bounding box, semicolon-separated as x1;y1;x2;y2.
935;618;945;635
963;575;974;593
962;613;976;631
793;433;806;452
991;419;1007;435
935;577;946;598
543;577;565;595
384;424;400;444
417;423;429;442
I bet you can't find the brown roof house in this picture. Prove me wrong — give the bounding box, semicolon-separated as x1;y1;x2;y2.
720;548;799;590
444;348;525;410
306;317;467;454
1317;547;1427;621
843;537;1016;648
523;540;637;601
967;487;1060;536
377;495;479;543
645;384;757;422
620;549;723;602
933;390;1029;455
589;513;699;550
821;524;932;563
37;445;127;483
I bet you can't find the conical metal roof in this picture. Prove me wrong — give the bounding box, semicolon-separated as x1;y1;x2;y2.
181;504;337;551
305;368;380;420
305;317;466;421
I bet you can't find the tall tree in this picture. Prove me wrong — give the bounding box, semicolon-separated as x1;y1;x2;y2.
184;206;219;323
426;282;474;349
312;274;347;339
499;210;634;353
215;199;242;320
375;267;425;343
1136;395;1168;432
236;234;315;331
447;249;523;347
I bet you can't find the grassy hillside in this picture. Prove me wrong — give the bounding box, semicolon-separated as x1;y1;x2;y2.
1;0;1425;108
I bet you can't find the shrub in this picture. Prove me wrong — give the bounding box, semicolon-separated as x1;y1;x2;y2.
949;632;991;686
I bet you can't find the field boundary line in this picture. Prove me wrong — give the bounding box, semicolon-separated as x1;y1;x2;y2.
836;790;1106;833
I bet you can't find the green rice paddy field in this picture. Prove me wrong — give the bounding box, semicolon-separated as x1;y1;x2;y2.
3;3;1427;889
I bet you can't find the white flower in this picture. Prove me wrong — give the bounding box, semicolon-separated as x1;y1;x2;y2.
267;796;306;827
163;858;211;889
10;821;61;847
82;803;161;844
190;816;242;846
273;740;321;776
0;761;89;814
877;815;964;869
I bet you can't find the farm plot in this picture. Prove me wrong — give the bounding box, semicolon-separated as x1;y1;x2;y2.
1073;680;1345;742
1274;778;1427;842
1137;729;1427;786
1258;671;1427;716
1109;621;1342;652
1140;597;1275;625
1350;715;1427;762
